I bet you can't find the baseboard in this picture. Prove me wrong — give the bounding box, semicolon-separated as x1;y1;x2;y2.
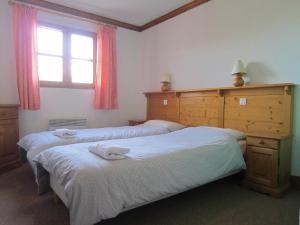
0;160;22;175
291;176;300;190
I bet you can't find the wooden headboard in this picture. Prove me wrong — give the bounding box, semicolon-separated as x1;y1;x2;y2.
144;83;294;136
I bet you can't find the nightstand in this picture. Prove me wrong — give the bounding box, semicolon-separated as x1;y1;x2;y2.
128;120;146;126
244;134;292;197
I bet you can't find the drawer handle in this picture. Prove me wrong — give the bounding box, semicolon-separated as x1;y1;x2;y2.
1;112;6;116
259;140;265;145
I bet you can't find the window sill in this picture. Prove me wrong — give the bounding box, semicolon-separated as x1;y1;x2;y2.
40;81;94;89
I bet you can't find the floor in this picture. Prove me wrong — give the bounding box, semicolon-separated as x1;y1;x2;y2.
0;164;299;225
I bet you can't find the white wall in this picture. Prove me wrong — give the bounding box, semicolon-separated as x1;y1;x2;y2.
1;0;300;175
0;1;147;136
141;0;300;175
0;1;19;104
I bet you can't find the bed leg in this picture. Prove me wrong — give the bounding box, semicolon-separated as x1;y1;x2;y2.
53;192;61;204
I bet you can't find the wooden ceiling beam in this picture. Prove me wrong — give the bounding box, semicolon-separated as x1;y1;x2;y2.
140;0;210;31
14;0;142;32
13;0;211;32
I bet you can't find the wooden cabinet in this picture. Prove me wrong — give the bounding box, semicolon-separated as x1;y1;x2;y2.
128;120;146;126
0;105;20;174
247;146;278;187
245;134;291;197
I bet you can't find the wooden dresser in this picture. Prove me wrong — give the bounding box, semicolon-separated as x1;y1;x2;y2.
0;105;20;174
245;134;291;197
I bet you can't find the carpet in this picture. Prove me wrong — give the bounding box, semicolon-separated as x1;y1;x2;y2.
0;164;299;225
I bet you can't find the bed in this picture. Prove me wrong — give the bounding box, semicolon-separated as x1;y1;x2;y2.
18;120;185;169
18;120;185;193
34;126;246;225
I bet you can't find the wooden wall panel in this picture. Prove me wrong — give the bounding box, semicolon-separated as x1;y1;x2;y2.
146;93;179;122
144;83;294;136
179;94;219;127
224;94;290;135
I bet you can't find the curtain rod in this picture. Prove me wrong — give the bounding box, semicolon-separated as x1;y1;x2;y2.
8;0;117;29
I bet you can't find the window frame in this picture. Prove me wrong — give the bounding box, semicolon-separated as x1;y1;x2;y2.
37;22;97;89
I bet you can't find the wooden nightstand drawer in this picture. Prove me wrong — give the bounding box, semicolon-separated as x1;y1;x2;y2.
0;108;17;120
247;137;279;150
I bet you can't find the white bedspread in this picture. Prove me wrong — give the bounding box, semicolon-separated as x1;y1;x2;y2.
18;124;171;167
34;127;246;225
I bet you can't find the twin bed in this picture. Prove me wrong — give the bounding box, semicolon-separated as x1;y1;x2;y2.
18;120;246;225
18;120;185;192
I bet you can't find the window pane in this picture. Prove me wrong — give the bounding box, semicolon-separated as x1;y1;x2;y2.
71;34;93;60
37;26;63;56
38;55;63;82
71;59;93;84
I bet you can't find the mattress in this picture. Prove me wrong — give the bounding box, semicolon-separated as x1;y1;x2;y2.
50;140;247;207
35;126;246;225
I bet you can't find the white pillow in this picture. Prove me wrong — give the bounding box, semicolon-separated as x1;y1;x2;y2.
144;120;186;132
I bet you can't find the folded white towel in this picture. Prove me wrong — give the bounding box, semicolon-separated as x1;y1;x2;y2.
89;144;130;160
53;128;77;138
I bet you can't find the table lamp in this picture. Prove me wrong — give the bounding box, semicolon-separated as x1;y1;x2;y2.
161;74;171;92
232;60;246;87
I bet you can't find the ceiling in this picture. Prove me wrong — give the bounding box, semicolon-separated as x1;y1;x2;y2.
46;0;192;26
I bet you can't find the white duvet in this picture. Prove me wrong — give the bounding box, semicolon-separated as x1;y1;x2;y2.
34;127;246;225
18;124;173;167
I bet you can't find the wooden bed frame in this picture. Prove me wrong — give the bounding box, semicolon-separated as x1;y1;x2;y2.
144;83;294;196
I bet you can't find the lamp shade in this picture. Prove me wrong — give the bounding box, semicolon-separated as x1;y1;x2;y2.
161;74;171;83
231;60;246;75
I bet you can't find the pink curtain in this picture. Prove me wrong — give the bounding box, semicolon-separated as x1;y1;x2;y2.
94;25;118;110
12;5;40;110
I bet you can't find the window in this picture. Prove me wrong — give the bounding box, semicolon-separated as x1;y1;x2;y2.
37;26;63;82
37;23;96;88
71;34;94;84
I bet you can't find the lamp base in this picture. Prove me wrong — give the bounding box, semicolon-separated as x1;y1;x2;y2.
161;82;171;92
233;74;244;87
